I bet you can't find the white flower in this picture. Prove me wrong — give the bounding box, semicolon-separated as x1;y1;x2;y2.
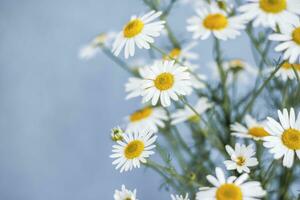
163;42;199;61
224;143;259;173
79;32;116;60
114;185;138;200
171;193;190;200
171;97;212;125
112;10;165;58
238;0;300;29
125;77;144;99
196;167;266;200
269;19;300;64
231;114;270;140
110;130;157;172
126;106;168;133
275;61;300;81
187;4;245;40
263;108;300;168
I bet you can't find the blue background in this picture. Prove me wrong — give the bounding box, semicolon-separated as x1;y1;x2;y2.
0;0;254;199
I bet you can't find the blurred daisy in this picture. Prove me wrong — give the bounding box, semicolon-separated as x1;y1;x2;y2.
171;193;190;200
238;0;300;29
263;108;300;168
139;60;192;107
110;130;157;172
275;61;300;81
171;97;212;124
187;4;245;40
126;106;168;133
163;42;199;61
224;59;257;75
224;143;259;173
79;32;116;60
114;185;138;200
269;20;300;64
196;167;266;200
231;114;270;140
112;10;165;58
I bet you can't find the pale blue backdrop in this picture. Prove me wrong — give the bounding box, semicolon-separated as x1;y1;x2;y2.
0;0;253;199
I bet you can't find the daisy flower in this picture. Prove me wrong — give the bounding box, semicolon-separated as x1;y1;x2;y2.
171;97;213;125
187;4;245;41
114;185;138;200
231;114;270;140
126;106;168;133
269;19;300;64
139;60;192;107
163;42;199;61
112;10;165;58
196;167;266;200
171;193;190;200
224;143;259;173
263;108;300;168
110;130;157;172
275;61;300;81
79;32;116;60
238;0;300;29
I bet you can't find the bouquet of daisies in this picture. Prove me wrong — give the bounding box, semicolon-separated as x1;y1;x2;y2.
80;0;300;199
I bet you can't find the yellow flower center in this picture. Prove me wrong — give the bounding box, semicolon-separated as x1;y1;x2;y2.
125;198;132;200
228;60;245;73
282;62;300;71
130;107;153;122
236;156;246;166
292;27;300;45
203;14;228;30
164;48;181;60
188;115;201;123
123;19;144;38
259;0;286;13
248;126;270;138
124;140;145;159
281;128;300;150
216;184;242;200
154;72;174;91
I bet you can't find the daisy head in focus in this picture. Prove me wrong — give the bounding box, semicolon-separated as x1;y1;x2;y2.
269;19;300;64
110;130;157;172
170;193;190;200
112;10;165;58
125;106;168;133
274;61;300;81
224;143;259;173
163;42;199;62
263;108;300;168
231;114;270;140
187;4;245;41
114;185;138;200
196;167;266;200
238;0;300;29
79;32;116;60
171;97;213;125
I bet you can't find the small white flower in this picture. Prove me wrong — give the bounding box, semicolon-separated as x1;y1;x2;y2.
171;193;190;200
224;143;259;173
269;19;300;64
171;97;212;125
238;0;300;29
196;167;266;200
112;10;165;58
231;114;270;140
126;106;168;133
163;42;199;61
274;61;300;81
114;185;138;200
110;130;157;172
187;4;245;40
263;108;300;168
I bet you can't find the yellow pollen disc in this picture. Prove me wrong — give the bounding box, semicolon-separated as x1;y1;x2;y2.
188;115;201;123
216;184;242;200
154;72;174;91
236;156;246;166
125;198;132;200
124;140;145;159
164;48;182;60
203;14;228;30
248;126;270;138
292;27;300;45
259;0;286;13
281;128;300;150
123;19;144;38
130;107;153;122
282;62;300;71
228;60;245;73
